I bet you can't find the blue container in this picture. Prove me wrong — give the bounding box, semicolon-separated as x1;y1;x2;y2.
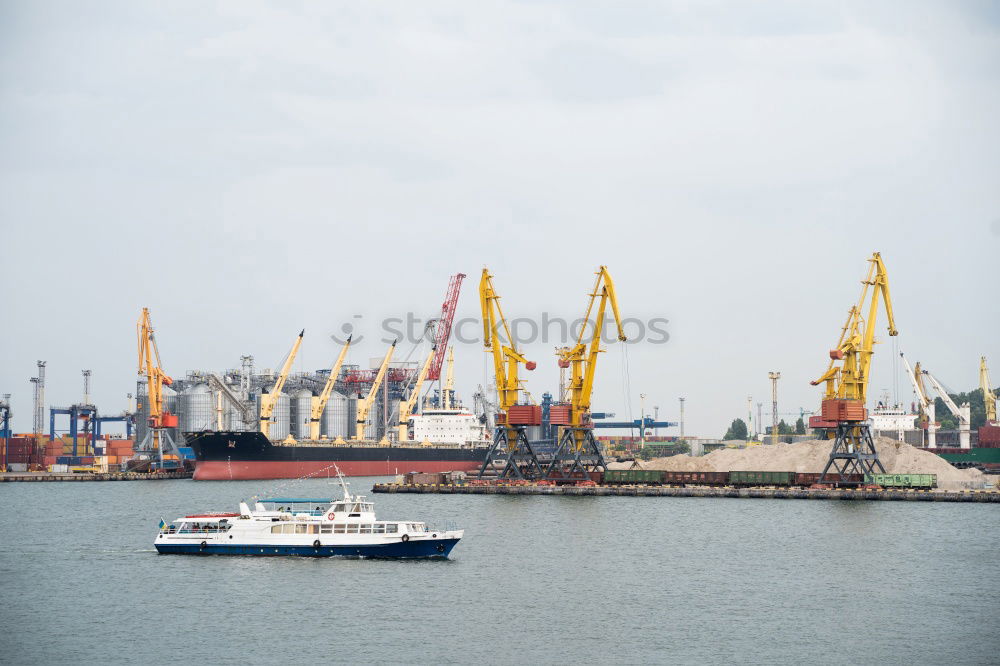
56;456;72;465
177;447;195;460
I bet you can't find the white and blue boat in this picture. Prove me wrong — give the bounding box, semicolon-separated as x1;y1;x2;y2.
154;474;462;558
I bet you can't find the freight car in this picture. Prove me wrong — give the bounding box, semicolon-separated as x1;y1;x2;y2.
598;470;921;488
864;473;936;489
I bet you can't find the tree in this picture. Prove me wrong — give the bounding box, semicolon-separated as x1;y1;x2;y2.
777;419;792;435
795;417;806;435
723;418;748;440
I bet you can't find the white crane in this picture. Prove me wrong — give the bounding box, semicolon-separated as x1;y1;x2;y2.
900;352;936;448
921;369;971;449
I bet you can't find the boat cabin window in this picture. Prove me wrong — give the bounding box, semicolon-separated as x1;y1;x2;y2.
385;523;398;534
320;525;332;534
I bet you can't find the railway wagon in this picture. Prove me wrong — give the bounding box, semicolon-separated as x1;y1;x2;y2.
865;473;937;489
661;471;729;485
793;472;864;486
602;469;664;485
728;470;796;486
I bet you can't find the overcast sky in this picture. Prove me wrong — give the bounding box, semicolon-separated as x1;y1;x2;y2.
1;1;998;438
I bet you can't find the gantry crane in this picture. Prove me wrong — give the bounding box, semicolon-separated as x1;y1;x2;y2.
136;308;180;465
308;335;352;440
477;268;541;479
810;252;897;484
354;341;396;441
900;353;936;448
921;368;971;449
547;266;626;480
396;346;436;441
981;357;997;425
260;330;304;440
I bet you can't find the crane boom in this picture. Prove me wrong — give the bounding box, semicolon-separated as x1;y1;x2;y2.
922;370;968;424
137;308;174;426
811;252;897;414
557;266;627;448
982;356;997;423
397;346;436;441
480;268;534;416
900;353;929;410
354;341;396;440
309;336;352;440
260;330;304;439
428;273;466;381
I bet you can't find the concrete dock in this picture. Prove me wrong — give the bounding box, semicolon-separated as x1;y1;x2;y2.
373;483;1000;503
0;470;193;482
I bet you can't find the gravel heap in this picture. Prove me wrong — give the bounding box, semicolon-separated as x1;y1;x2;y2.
616;437;986;490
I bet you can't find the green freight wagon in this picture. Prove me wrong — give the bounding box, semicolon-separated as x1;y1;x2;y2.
728;470;796;486
865;473;937;488
602;469;664;485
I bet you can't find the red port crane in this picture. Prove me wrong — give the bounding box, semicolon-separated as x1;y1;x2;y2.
427;273;466;381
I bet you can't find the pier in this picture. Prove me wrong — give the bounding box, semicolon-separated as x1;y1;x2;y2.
372;483;1000;503
0;470;193;482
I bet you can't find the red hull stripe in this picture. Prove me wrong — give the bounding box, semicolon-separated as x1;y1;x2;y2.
193;459;481;481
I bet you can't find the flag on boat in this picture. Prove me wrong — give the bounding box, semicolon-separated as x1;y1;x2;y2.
158;518;167;530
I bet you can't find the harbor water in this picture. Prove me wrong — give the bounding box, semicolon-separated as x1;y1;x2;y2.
1;478;998;665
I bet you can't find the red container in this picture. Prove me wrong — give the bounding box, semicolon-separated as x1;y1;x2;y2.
507;405;543;426
548;405;572;425
978;424;1000;445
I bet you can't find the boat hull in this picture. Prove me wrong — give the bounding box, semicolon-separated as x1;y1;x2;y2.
187;431;488;480
155;537;460;558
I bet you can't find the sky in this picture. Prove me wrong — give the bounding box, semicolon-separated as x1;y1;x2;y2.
1;0;998;438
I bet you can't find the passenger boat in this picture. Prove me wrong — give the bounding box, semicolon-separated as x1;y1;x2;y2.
154;473;463;558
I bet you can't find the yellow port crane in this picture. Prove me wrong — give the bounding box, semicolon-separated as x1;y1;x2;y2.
981;357;997;424
478;268;539;478
396;346;436;442
811;252;898;484
811;252;898;412
136;308;178;464
549;266;626;479
260;330;304;440
308;336;352;440
354;341;396;441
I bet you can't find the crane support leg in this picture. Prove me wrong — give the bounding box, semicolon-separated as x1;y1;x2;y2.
819;423;885;485
545;428;606;481
477;426;545;480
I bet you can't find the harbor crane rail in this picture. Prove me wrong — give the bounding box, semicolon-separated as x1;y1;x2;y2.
810;252;897;484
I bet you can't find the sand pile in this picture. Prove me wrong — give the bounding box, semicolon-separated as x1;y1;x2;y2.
629;437;985;490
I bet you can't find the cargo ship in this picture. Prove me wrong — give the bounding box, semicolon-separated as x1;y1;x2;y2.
187;407;492;480
187;430;489;480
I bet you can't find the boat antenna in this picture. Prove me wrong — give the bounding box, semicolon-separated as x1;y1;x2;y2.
334;464;351;500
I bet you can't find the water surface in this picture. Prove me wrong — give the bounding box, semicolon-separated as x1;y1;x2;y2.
1;478;996;664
